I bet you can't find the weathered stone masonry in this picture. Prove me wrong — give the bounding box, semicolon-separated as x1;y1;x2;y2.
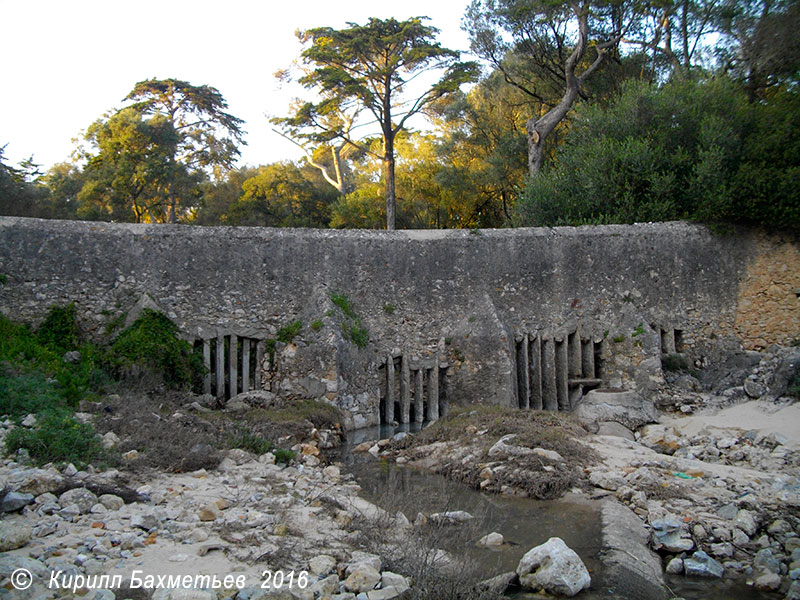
0;217;797;429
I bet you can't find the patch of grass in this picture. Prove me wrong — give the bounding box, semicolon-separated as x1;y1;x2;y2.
349;324;369;349
632;322;645;337
329;292;357;320
273;448;296;464
394;404;596;501
276;320;302;344
383;303;396;315
4;409;104;468
0;273;7;285
328;292;369;348
310;319;323;332
0;309;109;410
104;312;127;336
612;334;626;343
36;303;81;352
261;398;342;429
0;372;64;420
111;309;204;389
226;426;274;455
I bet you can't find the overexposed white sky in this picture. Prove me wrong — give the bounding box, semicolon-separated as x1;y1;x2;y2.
0;0;472;171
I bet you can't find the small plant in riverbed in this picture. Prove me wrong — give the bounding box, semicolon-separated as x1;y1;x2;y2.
310;319;323;332
226;427;274;455
273;448;296;464
4;409;105;468
612;334;625;343
383;303;396;315
632;322;644;337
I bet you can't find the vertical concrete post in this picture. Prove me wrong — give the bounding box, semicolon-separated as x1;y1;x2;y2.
542;336;558;411
568;329;582;378
429;359;439;422
202;339;211;395
400;354;411;424
385;355;395;424
229;334;238;398
529;335;543;410
414;368;424;422
216;335;225;399
518;334;530;409
662;329;676;354
581;338;595;379
555;336;569;411
254;340;264;391
242;338;250;393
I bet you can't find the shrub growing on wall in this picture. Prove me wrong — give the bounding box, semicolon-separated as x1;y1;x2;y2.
111;309;204;388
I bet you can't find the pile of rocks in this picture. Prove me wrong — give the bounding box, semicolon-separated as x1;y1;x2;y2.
585;414;800;598
639;423;797;470
0;447;416;600
659;345;799;414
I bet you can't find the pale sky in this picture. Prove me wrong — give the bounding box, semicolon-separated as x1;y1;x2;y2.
0;0;473;172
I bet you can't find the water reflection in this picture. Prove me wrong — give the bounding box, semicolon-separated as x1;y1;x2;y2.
339;424;778;600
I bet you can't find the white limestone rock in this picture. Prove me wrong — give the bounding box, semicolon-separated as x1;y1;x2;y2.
516;536;591;597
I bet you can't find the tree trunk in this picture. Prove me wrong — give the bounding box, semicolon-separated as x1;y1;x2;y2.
526;85;580;176
383;136;396;230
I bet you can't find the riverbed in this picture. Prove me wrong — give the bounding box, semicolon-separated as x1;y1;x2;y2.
340;424;781;600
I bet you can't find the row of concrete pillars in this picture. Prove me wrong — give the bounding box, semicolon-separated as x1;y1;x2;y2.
379;354;449;425
194;336;265;399
514;330;603;412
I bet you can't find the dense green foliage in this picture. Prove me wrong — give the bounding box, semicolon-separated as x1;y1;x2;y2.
517;79;800;229
2;1;798;230
0;306;109;466
111;309;204;388
4;410;105;469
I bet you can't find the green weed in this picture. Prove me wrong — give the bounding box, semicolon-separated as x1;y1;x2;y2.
273;448;296;464
4;409;104;468
276;320;302;343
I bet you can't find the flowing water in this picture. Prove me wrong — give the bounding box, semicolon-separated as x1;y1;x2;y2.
339;423;781;600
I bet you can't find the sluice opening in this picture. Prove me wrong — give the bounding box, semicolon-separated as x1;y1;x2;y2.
193;334;265;399
380;353;447;425
516;327;604;412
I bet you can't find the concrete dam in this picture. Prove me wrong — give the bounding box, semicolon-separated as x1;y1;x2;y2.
1;217;797;429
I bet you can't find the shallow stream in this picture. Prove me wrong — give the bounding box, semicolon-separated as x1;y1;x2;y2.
340;424;779;600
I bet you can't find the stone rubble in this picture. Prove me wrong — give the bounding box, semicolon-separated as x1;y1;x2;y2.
0;445;418;600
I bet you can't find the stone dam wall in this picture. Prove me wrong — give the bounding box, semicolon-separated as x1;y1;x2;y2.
1;217;798;430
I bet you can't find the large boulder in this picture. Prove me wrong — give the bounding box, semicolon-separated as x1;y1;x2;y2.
574;389;657;431
0;521;32;551
516;537;591;597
